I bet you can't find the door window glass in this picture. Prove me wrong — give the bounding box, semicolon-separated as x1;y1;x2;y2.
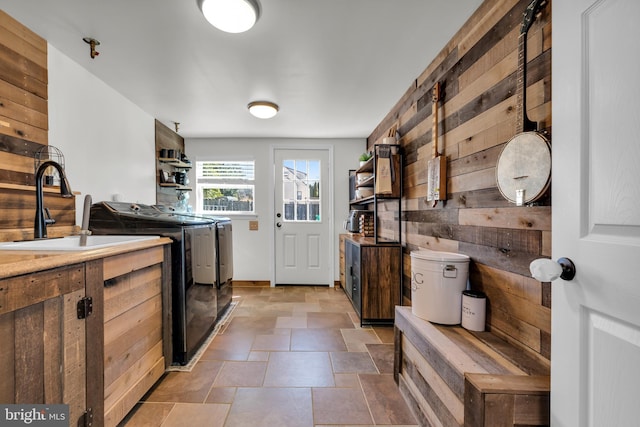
282;159;321;221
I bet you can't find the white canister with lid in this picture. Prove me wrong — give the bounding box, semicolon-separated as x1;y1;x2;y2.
461;290;487;331
410;250;470;324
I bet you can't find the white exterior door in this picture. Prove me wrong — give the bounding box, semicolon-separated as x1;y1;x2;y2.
553;0;640;425
273;148;331;285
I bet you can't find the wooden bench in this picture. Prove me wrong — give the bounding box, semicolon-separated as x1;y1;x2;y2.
394;306;550;427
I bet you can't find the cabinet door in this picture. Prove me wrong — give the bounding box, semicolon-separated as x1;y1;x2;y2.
344;239;353;300
360;246;400;320
351;242;361;314
102;247;166;427
339;235;346;288
0;264;88;425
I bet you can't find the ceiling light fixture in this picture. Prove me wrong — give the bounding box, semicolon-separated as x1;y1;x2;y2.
248;101;279;119
197;0;261;34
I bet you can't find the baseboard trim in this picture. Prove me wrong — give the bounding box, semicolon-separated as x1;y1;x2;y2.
232;280;271;287
233;280;343;288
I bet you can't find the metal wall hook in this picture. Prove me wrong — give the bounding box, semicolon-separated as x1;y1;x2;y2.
83;37;100;58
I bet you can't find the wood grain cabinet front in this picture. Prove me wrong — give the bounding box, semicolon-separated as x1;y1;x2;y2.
339;234;346;288
101;245;170;427
0;243;171;427
0;263;90;425
342;236;401;325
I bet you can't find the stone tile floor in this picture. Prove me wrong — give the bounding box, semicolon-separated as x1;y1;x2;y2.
120;285;418;427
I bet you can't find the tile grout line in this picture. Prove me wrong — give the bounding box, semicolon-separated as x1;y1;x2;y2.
125;286;413;426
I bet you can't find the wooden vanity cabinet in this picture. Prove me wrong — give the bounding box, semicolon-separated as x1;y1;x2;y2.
0;243;171;427
343;236;401;325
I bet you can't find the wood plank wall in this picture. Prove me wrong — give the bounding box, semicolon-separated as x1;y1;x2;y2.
368;0;552;362
155;119;185;207
0;10;76;241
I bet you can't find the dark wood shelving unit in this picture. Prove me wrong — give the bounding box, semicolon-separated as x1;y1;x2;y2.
341;144;403;325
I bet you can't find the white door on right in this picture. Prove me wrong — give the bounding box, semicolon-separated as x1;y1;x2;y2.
553;0;640;425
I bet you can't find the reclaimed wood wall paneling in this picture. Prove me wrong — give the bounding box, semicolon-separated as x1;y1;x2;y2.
0;11;78;241
0;187;76;235
369;0;552;360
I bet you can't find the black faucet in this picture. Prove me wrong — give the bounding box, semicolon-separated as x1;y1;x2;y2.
34;160;73;239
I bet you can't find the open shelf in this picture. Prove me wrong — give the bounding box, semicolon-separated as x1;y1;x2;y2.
159;183;192;191
356;176;374;188
349;144;402;244
356;158;374;173
349;195;374;205
158;158;192;169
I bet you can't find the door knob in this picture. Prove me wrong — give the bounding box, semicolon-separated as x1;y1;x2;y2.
530;257;576;281
276;222;282;228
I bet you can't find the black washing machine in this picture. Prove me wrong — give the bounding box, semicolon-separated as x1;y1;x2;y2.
152;205;233;320
89;201;218;365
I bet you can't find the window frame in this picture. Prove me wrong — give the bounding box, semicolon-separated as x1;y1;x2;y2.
195;159;256;215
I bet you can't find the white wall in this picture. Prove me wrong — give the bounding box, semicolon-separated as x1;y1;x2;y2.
186;138;364;283
45;44;364;283
47;45;157;223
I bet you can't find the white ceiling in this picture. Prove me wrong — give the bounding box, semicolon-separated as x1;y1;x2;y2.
1;0;483;139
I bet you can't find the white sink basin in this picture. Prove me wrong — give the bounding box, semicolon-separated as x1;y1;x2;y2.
0;235;161;251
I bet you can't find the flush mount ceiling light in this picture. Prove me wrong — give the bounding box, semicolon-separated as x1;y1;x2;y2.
248;101;279;119
197;0;261;33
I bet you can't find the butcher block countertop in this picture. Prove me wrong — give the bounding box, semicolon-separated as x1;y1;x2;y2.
0;236;172;279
